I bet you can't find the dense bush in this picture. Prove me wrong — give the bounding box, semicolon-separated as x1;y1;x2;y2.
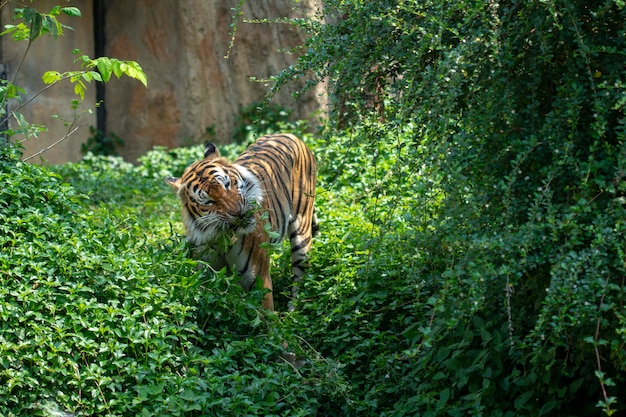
3;119;624;415
270;0;626;415
0;144;348;416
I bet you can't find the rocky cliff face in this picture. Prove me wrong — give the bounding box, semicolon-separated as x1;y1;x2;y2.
103;0;326;162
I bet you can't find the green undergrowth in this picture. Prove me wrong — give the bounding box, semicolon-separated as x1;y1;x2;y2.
2;116;625;415
0;142;348;416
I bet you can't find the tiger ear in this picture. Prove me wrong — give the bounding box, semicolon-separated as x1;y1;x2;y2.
165;177;181;191
204;142;220;160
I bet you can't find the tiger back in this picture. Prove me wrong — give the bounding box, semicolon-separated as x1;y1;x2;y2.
166;133;318;311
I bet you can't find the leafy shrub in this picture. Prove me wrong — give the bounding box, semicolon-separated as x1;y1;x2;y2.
232;101;307;143
1;144;348;416
266;1;626;415
81;127;124;156
277;122;625;416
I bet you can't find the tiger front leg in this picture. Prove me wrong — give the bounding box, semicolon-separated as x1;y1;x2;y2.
260;273;274;311
255;250;274;311
248;253;273;311
229;242;274;311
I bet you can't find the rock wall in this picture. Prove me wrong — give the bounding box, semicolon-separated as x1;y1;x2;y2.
103;0;326;162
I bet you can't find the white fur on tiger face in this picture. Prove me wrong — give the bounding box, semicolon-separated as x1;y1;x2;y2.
168;162;262;245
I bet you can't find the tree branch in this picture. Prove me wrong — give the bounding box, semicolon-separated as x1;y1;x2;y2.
22;124;81;162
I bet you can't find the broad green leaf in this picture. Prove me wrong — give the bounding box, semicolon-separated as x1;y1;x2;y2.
125;61;148;86
1;25;20;37
42;71;62;84
7;84;26;98
61;7;82;17
112;61;123;79
42;15;61;38
28;10;43;41
96;58;113;82
20;7;36;23
13;111;28;128
74;82;85;100
49;5;61;16
89;71;103;83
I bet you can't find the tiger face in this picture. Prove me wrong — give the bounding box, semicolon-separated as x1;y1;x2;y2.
166;146;263;246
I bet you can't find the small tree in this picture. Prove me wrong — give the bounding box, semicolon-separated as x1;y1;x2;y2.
0;4;146;161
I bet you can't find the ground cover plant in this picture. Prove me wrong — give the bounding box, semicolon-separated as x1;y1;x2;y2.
6;115;624;415
3;117;626;415
1;140;348;416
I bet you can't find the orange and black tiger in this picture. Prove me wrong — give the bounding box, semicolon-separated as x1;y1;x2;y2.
166;134;318;311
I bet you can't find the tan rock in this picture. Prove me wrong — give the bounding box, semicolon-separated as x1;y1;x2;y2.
103;0;326;162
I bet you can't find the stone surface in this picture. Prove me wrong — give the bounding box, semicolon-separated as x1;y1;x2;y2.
104;0;326;162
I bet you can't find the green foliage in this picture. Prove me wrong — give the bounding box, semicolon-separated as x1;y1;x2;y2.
1;144;347;416
2;5;80;41
81;126;124;156
5;121;625;415
5;0;626;414
232;101;306;143
0;4;146;154
268;1;626;415
42;49;147;102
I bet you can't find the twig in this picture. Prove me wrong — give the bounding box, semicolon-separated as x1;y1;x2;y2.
505;274;515;346
593;274;613;414
224;0;246;59
23;125;81;162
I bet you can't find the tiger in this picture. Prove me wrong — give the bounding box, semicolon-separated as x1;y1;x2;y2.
166;133;318;311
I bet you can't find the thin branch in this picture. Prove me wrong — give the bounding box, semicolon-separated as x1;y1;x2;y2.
0;79;63;127
10;40;32;86
224;0;246;59
23;125;81;162
0;71;92;128
593;274;614;415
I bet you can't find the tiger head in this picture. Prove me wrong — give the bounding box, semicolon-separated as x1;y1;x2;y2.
166;143;263;246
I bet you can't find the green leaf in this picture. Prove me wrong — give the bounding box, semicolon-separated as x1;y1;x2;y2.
112;61;123;79
1;25;21;38
13;110;28;128
81;72;95;83
439;388;450;404
28;11;43;41
73;81;85;100
96;58;113;82
41;15;60;38
514;390;535;410
61;7;82;17
89;71;103;83
42;71;62;85
124;61;148;87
